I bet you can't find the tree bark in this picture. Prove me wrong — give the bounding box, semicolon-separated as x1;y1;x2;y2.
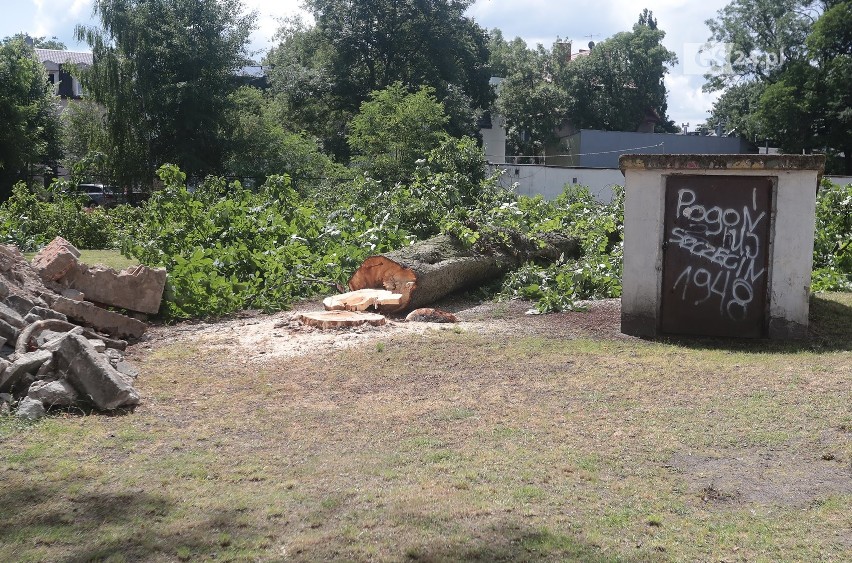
348;233;580;314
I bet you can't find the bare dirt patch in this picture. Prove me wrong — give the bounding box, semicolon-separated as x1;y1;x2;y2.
141;297;628;364
669;450;852;506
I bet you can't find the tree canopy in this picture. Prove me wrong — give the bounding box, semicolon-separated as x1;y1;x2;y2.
0;38;62;197
266;0;491;160
75;0;256;187
705;0;851;173
347;82;449;183
493;12;677;160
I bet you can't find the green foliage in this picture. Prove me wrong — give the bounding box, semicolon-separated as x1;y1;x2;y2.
0;38;62;198
223;86;348;189
0;181;122;251
705;0;852;173
812;180;852;292
307;0;489;130
703;0;815;90
343;136;496;240
121;165;410;318
493;14;677;157
348;83;449;183
443;183;625;313
498;186;624;313
76;0;256;187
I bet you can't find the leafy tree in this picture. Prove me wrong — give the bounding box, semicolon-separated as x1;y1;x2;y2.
638;8;659;29
75;0;256;187
264;17;348;158
563;17;676;132
805;1;852;173
703;0;819;91
704;0;851;172
707;80;766;142
0;38;62;198
223;86;347;189
494;13;676;158
267;0;491;157
2;34;67;50
347;82;449;183
60;97;112;184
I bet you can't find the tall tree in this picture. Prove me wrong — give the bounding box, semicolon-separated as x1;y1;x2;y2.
704;0;851;173
494;13;676;159
2;34;67;50
75;0;256;187
347;82;449;183
0;38;62;198
562;18;677;132
703;0;819;91
222;85;346;188
266;0;491;158
706;80;766;142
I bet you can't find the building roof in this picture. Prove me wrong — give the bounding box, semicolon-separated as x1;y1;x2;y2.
34;49;93;66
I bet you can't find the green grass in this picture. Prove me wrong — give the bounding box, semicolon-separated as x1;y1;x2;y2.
24;248;138;270
1;293;850;561
77;249;139;270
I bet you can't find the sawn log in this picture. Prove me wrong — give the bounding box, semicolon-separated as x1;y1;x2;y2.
347;233;580;314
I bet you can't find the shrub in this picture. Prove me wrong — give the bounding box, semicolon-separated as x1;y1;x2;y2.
0;180;119;251
812;180;852;291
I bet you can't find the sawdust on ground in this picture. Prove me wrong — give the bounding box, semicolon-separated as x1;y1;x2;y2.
141;297;627;365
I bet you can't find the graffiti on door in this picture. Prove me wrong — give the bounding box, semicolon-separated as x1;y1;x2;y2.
661;176;772;337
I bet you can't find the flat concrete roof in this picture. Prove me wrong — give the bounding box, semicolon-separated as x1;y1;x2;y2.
619;154;825;173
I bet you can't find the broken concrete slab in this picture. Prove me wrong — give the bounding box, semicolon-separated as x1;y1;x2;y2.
6;294;46;317
15;396;45;420
47;295;146;339
61;288;84;301
57;334;139;410
0;301;26;328
0;318;20;346
31;236;80;282
28;379;79;407
39;326;85;352
26;306;68;322
115;360;139;379
0;245;52;302
0;349;53;393
61;264;166;315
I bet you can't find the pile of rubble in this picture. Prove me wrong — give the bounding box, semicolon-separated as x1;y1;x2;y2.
0;237;166;420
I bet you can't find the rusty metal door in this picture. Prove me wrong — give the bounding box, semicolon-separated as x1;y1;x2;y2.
660;176;773;337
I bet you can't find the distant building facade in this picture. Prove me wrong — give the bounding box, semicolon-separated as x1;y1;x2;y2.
34;48;92;107
549;129;758;168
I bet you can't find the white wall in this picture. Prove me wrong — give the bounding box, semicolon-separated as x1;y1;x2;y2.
488;164;624;203
826;175;852;185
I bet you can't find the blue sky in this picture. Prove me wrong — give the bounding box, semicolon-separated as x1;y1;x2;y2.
2;0;731;127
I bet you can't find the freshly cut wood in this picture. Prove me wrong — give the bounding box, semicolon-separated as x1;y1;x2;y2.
298;310;386;329
348;233;580;314
404;308;458;323
323;289;402;312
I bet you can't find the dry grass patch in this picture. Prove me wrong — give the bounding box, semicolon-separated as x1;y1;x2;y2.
1;294;850;561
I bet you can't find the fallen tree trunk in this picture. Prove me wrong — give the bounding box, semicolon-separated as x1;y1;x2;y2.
348;233;580;314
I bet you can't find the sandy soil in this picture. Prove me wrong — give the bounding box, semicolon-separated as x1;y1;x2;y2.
140;297;628;365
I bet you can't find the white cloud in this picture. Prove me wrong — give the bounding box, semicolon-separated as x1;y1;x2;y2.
665;74;722;127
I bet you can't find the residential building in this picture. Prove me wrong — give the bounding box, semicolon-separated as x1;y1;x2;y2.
34;48;92;108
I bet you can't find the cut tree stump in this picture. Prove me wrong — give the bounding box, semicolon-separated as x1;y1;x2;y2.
323;289;402;312
348;233;580;314
298;310;386;329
